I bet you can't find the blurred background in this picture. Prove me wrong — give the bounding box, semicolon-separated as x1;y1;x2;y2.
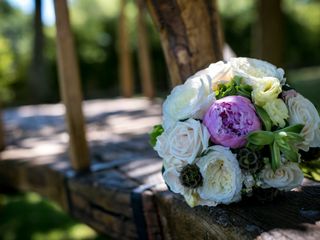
0;0;319;107
0;0;319;239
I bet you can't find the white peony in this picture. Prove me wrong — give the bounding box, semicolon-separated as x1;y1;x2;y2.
251;77;282;107
285;92;320;151
229;57;285;86
263;98;289;128
162;75;215;130
154;119;210;169
197;145;243;204
259;162;304;191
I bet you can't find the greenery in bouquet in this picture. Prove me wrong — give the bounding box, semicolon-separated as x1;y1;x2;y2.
150;57;320;207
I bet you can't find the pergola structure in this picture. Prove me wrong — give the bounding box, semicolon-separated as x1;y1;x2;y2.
0;0;320;239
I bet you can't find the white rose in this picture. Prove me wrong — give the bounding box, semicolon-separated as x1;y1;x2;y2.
259;162;304;191
154;119;210;168
263;98;289;128
163;74;215;130
285;93;320;151
198;61;234;90
229;57;285;86
251;77;282;106
163;165;217;207
197;145;243;204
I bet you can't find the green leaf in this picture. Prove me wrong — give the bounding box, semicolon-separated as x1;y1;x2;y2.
247;131;274;145
149;125;164;147
255;105;272;131
215;76;252;100
270;142;281;171
277;124;304;134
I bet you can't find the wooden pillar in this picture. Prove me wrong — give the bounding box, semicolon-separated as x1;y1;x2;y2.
0;108;5;151
252;0;284;67
145;0;223;86
118;0;134;97
54;0;90;171
136;0;155;98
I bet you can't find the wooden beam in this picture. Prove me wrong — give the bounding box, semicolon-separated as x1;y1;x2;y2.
136;0;155;98
53;0;90;171
252;0;284;66
118;0;134;97
145;0;224;86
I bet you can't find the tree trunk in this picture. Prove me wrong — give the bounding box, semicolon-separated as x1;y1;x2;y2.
145;0;223;86
252;0;284;67
29;0;48;103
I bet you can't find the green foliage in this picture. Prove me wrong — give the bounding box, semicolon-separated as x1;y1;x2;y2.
215;76;252;100
300;159;320;181
247;124;304;170
149;124;164;147
0;37;15;101
0;192;107;240
255;105;272;131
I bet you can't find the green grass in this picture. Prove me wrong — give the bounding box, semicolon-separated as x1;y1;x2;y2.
0;192;108;240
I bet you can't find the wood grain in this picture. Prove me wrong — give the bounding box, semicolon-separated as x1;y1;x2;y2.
145;0;223;86
1;99;320;239
54;0;90;171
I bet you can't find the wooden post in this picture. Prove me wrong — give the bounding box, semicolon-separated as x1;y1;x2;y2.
54;0;90;171
0;108;5;151
145;0;223;86
136;0;155;98
252;0;284;67
118;0;134;97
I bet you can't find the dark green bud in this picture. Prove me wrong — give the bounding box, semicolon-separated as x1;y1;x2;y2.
179;164;203;189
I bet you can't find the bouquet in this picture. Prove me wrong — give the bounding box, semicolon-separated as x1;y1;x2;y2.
150;57;320;207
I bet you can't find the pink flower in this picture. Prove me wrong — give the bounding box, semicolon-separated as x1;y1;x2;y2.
203;96;261;148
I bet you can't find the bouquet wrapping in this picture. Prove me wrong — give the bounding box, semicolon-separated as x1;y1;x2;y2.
151;57;320;207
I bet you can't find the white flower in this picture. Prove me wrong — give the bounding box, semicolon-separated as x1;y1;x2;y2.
199;61;234;90
243;172;255;191
197;145;243;204
162;74;215;130
251;77;282;106
163;165;217;207
285;92;320;151
263;98;289;127
229;57;285;86
154;119;210;169
259;162;304;191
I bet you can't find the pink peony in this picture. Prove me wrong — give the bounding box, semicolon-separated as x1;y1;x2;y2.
203;96;261;148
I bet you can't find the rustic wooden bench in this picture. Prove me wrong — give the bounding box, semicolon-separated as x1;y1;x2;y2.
1;0;320;239
1;98;320;240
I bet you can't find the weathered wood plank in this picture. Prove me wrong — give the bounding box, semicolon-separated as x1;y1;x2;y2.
54;0;90;171
1;99;320;240
70;191;138;239
68;169;139;219
145;0;223;85
0;154;71;211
